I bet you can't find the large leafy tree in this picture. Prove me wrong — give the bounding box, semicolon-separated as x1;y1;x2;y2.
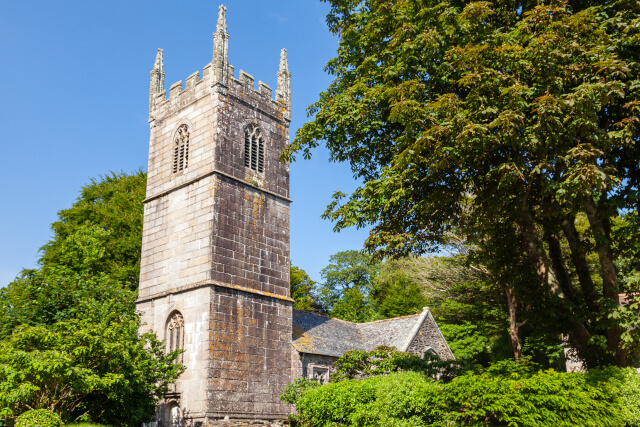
290;264;320;311
0;172;182;426
287;0;640;366
38;171;146;289
317;250;381;322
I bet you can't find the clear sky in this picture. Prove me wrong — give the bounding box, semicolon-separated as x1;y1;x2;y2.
0;0;371;286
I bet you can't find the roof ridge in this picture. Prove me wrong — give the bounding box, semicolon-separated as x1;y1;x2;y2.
358;313;421;325
292;308;357;324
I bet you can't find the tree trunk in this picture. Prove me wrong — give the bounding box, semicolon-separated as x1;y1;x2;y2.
505;285;523;360
560;215;598;311
584;196;626;366
544;224;577;302
515;203;592;358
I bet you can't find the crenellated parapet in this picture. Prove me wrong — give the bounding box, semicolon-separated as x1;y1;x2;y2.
149;5;291;124
149;62;290;124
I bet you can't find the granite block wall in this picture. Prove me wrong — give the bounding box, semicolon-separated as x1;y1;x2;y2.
208;287;292;419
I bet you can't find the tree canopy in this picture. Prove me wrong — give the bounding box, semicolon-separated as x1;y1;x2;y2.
0;171;183;426
39;170;146;289
287;0;640;366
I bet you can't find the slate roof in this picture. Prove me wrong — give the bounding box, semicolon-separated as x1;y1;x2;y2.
291;309;365;357
356;314;421;351
291;309;427;357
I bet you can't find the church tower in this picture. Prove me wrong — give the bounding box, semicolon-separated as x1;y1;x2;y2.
137;5;293;424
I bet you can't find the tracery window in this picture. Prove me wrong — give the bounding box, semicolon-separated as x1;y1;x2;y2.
244;124;264;173
166;311;184;361
172;125;189;173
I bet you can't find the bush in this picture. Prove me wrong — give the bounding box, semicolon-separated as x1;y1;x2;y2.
331;345;463;383
587;366;640;427
15;410;62;427
294;365;626;427
280;377;320;405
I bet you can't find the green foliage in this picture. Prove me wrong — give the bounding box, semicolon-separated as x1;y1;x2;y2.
288;0;640;365
0;269;135;339
15;410;62;427
372;262;429;318
331;345;462;383
0;172;182;427
0;319;183;425
38;171;146;289
317;250;380;322
587;367;640;427
290;265;318;311
438;322;491;363
279;377;321;405
294;367;626;427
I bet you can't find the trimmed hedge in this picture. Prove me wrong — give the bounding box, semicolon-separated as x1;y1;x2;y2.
294;368;628;427
15;410;62;427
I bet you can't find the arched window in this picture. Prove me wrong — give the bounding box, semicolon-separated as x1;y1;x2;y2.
172;125;189;173
166;311;184;360
167;402;180;427
244;124;264;173
424;347;439;360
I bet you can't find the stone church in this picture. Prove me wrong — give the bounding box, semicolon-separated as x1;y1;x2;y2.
136;5;453;426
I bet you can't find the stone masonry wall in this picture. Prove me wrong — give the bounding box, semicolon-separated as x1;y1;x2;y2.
208;73;291;297
208;287;293;419
214;73;290;199
139;177;216;297
407;312;455;360
138;286;212;425
210;176;290;297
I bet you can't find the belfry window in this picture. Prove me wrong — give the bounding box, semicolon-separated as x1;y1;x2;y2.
244;124;264;173
166;311;184;361
173;125;189;173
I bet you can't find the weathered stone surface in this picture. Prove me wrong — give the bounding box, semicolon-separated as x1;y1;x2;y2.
407;310;455;360
137;4;292;425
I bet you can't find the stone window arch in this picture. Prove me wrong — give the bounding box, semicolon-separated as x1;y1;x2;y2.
166;311;184;361
172;125;190;174
244;124;264;173
166;401;180;427
424;347;439;360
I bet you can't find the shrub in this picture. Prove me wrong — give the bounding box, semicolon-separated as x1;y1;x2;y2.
331;345;463;383
15;410;62;427
280;377;320;405
587;366;640;427
294;366;626;427
441;368;622;427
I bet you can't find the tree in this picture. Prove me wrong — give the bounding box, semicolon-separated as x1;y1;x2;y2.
0;172;182;425
38;171;146;289
372;259;429;318
286;0;640;366
0;320;183;425
290;264;319;311
317;250;380;322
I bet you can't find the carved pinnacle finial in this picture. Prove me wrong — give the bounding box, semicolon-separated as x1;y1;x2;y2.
217;5;227;33
279;48;288;72
154;48;163;71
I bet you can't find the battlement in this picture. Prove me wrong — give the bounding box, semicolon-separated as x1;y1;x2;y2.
150;61;288;123
149;6;290;123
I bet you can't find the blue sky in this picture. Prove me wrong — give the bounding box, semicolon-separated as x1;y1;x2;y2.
0;0;370;285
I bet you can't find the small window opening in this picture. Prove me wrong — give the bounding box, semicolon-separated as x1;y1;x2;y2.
172;125;189;173
167;311;184;361
244;124;264;173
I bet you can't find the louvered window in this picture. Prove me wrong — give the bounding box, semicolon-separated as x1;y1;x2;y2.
172;125;189;174
167;311;184;362
244;124;264;173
